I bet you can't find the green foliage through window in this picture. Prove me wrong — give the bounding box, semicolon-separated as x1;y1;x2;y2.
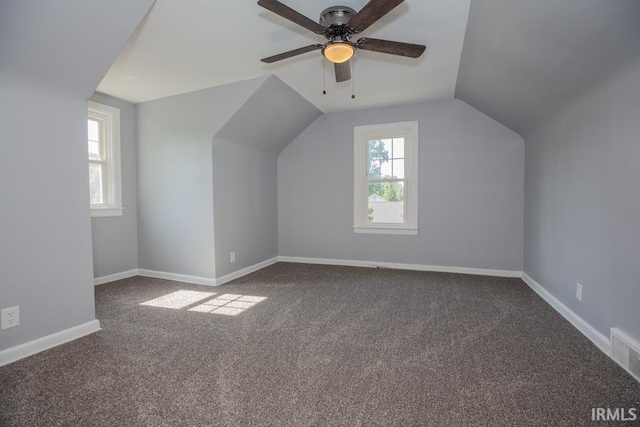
367;139;404;202
368;139;389;179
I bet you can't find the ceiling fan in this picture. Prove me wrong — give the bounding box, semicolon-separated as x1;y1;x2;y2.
258;0;426;83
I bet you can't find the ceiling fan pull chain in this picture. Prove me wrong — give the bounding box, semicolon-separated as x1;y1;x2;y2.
351;61;356;99
323;57;327;95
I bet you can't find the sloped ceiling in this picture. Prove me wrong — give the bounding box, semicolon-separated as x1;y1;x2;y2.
97;0;471;112
455;0;640;135
215;76;322;153
0;0;155;99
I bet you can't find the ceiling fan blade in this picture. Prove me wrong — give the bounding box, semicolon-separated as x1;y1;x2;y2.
357;37;426;58
334;61;351;82
257;0;326;35
261;44;323;63
347;0;404;33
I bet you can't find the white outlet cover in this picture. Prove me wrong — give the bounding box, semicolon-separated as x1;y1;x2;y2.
576;283;583;301
1;305;20;330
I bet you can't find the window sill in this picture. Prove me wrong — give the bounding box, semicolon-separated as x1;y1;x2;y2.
91;207;123;218
353;226;418;236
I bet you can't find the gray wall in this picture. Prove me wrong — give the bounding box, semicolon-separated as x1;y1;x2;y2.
212;140;279;277
0;83;96;352
212;76;321;278
0;0;153;351
524;58;640;341
90;92;139;278
279;99;524;271
136;77;266;279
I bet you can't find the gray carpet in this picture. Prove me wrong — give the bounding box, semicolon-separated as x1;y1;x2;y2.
1;263;638;426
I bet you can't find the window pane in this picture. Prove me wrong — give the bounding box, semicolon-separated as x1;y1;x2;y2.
368;139;392;159
368;181;404;224
392;138;405;159
368;159;381;179
380;159;392;178
368;140;380;160
89;163;103;204
380;139;392;155
392;159;405;179
88;140;101;161
368;139;391;179
88;119;100;142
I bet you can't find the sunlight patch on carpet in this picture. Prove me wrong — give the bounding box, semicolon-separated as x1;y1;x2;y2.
140;290;216;309
189;294;267;316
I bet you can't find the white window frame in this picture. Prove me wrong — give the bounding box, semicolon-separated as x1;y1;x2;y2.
353;121;419;235
88;101;123;217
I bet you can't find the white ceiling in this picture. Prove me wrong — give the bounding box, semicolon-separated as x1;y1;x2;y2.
98;0;471;112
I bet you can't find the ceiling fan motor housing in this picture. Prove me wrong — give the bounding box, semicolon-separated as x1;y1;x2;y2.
320;6;357;41
319;6;356;27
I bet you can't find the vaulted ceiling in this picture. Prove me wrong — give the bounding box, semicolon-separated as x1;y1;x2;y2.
98;0;640;134
98;0;471;112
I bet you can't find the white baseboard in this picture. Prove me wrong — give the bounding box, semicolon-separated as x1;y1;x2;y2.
93;258;281;288
521;272;610;355
94;268;216;287
216;257;279;286
277;256;522;278
137;269;217;287
0;319;101;367
94;269;138;286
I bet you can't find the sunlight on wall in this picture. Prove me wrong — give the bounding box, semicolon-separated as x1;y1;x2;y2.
140;290;215;309
189;294;267;316
140;290;267;316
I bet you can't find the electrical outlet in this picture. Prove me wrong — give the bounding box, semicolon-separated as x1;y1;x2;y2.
230;251;236;263
576;283;583;302
1;306;20;330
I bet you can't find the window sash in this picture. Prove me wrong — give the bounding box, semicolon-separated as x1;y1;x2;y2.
367;178;405;184
88;118;104;162
354;121;418;234
88;101;122;216
88;116;108;207
89;159;108;207
363;134;408;226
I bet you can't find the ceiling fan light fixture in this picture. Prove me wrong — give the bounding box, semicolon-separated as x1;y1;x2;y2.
322;42;355;64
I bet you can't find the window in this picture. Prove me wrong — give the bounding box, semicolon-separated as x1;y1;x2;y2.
88;101;122;217
354;121;418;235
